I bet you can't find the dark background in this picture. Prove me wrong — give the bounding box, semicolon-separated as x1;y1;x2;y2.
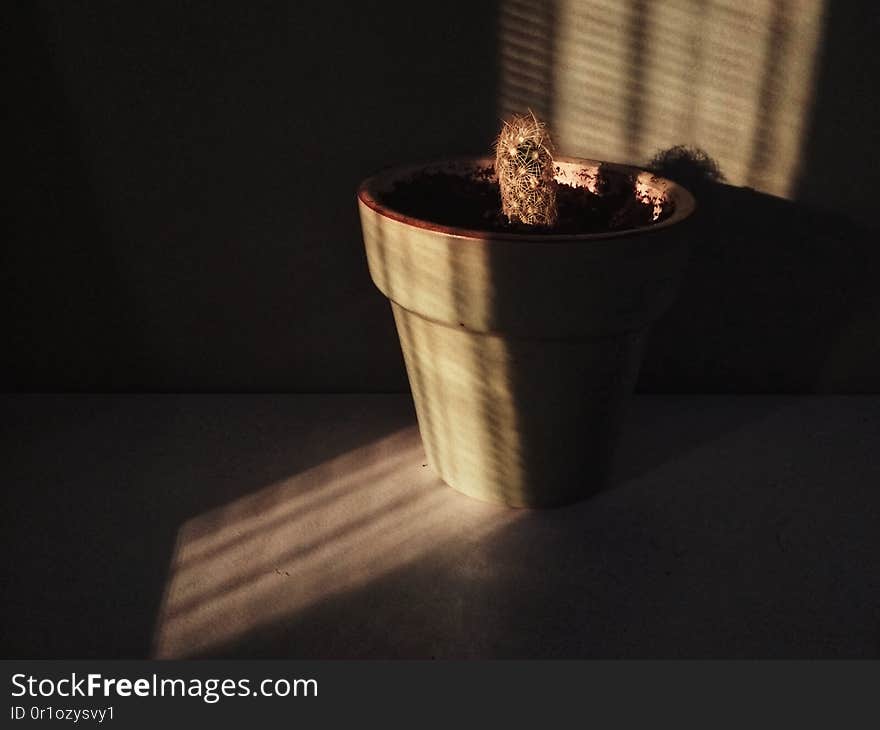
6;0;879;393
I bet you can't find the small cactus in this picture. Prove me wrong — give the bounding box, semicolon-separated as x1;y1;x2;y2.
494;111;558;227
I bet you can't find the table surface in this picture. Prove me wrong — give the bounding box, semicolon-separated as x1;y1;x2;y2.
2;394;878;658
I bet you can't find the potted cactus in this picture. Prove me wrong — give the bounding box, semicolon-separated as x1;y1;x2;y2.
357;113;695;507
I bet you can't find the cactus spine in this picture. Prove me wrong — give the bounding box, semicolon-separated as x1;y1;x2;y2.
494;111;558;227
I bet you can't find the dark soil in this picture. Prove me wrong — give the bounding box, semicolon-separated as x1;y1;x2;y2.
379;165;674;234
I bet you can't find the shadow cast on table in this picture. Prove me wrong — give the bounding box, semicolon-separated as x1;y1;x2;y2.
612;395;782;484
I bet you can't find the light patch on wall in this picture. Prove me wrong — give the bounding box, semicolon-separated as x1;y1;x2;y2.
499;0;825;198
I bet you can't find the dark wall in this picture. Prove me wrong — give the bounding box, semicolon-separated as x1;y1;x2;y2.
796;2;880;230
6;1;879;392
639;1;880;394
7;0;499;391
639;180;880;394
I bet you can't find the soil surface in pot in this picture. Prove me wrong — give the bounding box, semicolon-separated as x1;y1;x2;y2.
379;165;674;235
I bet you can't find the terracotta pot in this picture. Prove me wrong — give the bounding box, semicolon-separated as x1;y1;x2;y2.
358;157;695;507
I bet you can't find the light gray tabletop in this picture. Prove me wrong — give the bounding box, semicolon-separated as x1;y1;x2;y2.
2;394;878;658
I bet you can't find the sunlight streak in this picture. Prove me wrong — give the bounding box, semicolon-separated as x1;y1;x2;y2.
500;0;826;198
152;428;521;657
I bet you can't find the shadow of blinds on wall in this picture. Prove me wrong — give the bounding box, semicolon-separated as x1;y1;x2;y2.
499;0;825;198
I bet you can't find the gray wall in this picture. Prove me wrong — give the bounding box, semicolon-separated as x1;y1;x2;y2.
6;1;879;392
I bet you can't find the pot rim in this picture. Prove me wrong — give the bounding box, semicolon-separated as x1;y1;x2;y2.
357;155;696;243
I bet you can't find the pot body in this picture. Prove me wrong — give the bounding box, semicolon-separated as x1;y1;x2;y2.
358;158;695;507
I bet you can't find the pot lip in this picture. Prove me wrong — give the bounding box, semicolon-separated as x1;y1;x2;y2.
357;155;696;242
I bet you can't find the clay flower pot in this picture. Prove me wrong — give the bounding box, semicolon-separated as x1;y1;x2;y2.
358;157;695;507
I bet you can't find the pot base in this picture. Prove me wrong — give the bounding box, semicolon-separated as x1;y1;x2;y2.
393;302;646;508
